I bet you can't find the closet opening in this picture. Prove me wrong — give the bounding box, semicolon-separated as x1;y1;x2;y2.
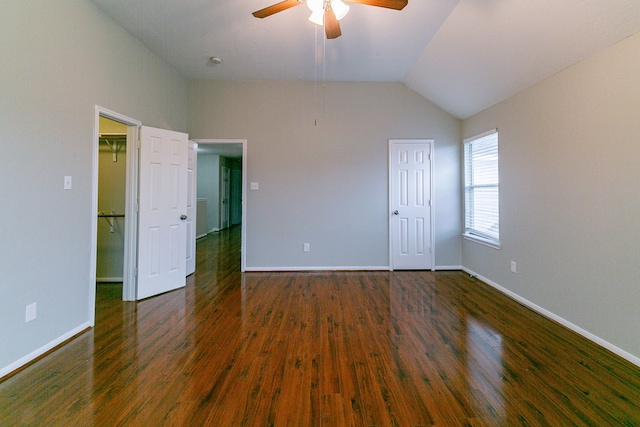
91;106;140;323
96;117;127;287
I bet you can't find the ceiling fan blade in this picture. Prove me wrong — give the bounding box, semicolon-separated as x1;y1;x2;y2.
344;0;408;10
252;0;302;18
324;6;342;39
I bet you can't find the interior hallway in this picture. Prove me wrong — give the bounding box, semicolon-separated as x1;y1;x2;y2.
1;226;639;426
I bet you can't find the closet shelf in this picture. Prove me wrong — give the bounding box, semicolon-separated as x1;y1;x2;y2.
98;211;124;233
99;133;126;162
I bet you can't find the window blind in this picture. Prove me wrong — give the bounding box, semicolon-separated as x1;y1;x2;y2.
464;130;499;243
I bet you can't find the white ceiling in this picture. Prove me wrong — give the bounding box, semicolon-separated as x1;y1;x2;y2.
91;0;640;119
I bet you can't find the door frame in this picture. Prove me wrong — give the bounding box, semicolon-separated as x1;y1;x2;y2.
91;106;140;322
186;141;197;276
388;139;435;271
193;139;247;272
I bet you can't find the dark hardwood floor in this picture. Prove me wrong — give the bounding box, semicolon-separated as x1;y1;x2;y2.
1;225;639;426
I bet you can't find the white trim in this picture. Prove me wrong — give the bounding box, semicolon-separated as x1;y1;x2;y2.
463;128;498;143
193;139;248;272
435;265;463;271
245;266;390;272
123;124;139;301
0;322;91;379
462;267;640;368
388;139;435;271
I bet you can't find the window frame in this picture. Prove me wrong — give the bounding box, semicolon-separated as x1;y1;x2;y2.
463;129;500;249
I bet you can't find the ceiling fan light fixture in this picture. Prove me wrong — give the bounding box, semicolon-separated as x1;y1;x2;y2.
307;0;324;13
308;9;324;25
331;0;350;20
252;0;408;38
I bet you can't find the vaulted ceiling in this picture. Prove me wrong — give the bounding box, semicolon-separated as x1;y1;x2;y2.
91;0;640;119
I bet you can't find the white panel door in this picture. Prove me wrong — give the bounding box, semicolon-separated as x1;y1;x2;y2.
390;140;434;270
137;126;188;300
186;141;197;276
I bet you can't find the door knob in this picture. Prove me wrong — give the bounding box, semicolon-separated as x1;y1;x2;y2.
393;210;399;215
180;215;187;221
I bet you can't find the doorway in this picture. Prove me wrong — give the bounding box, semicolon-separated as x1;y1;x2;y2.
91;107;140;323
91;108;197;315
193;139;247;272
96;117;127;284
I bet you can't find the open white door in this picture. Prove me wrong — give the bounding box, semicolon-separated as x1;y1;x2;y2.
389;140;434;270
186;141;197;276
137;126;189;300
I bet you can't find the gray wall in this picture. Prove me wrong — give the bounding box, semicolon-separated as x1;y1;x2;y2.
462;32;640;361
0;0;187;374
187;81;462;269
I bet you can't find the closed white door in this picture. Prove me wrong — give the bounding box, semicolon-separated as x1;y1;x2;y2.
137;126;188;300
389;140;434;270
185;141;197;276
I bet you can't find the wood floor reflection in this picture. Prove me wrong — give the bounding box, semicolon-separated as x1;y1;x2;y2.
1;225;639;426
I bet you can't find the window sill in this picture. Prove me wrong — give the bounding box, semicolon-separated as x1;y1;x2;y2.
463;233;501;249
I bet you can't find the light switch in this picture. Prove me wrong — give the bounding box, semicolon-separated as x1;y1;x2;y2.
26;302;37;323
251;182;259;190
64;176;72;190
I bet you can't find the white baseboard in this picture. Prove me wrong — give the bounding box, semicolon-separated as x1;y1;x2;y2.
245;266;462;272
245;266;390;272
435;265;463;271
462;267;640;368
0;322;92;379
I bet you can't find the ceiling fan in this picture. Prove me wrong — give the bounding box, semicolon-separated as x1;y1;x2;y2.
252;0;408;39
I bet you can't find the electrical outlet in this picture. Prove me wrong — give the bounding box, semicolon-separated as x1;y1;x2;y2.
511;261;517;274
303;243;310;252
26;302;37;323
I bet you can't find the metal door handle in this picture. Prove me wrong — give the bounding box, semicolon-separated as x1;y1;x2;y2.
180;215;187;221
393;210;399;215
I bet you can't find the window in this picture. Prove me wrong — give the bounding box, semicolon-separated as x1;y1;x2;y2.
464;129;499;246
